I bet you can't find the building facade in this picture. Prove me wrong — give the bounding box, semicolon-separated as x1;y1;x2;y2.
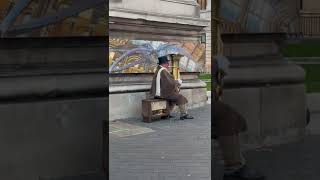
300;0;320;36
109;0;210;120
109;0;210;73
217;0;320;37
0;1;107;179
199;0;212;72
213;0;307;147
302;0;320;12
219;0;300;34
0;0;106;37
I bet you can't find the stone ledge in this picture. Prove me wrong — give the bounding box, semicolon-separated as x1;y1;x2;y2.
0;73;106;100
285;57;320;64
160;0;198;6
224;64;305;87
109;72;200;82
109;8;209;27
109;80;207;93
109;87;207;121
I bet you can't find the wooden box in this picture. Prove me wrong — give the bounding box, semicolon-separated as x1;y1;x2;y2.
142;99;170;123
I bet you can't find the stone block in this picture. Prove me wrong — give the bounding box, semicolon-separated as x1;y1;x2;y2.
307;93;320;113
0;98;106;180
224;43;278;57
110;0;202;21
223;84;307;147
109;92;148;120
260;84;306;140
109;88;208;121
192;88;208;104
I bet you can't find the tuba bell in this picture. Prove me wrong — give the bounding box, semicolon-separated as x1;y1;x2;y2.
169;54;182;92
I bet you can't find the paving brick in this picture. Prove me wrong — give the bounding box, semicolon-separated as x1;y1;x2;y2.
109;105;211;180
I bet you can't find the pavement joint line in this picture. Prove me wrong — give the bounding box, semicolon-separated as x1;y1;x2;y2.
109;126;156;137
109;127;153;133
109;129;131;133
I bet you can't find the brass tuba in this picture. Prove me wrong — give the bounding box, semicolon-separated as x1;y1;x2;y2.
169;54;182;92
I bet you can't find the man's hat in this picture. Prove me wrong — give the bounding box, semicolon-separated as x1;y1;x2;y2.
158;56;169;65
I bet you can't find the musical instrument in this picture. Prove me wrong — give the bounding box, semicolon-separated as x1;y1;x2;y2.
170;54;182;92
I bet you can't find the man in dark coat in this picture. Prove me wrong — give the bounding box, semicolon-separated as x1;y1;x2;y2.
150;55;193;120
213;56;265;180
212;55;248;137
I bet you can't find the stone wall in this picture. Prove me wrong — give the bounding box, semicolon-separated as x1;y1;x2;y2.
220;0;300;33
0;37;107;179
109;0;209;121
223;67;306;147
220;34;307;147
303;0;320;12
200;1;211;72
109;73;208;121
110;0;206;26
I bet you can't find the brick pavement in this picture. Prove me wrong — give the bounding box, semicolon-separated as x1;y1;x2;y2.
109;105;211;180
213;110;320;180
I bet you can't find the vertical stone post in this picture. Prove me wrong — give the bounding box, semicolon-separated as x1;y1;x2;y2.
212;0;220;57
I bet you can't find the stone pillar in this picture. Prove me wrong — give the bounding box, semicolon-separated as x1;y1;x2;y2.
199;0;212;73
212;0;219;56
207;0;211;9
221;33;306;148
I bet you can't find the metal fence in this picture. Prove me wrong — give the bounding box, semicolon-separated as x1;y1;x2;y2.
300;12;320;37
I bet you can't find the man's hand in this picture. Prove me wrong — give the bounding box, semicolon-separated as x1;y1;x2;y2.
175;79;182;92
176;79;182;86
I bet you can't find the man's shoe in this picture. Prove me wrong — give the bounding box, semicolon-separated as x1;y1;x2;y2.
180;114;194;120
224;165;265;180
161;115;175;119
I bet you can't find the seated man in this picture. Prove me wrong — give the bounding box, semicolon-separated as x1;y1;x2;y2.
149;55;193;120
213;56;265;180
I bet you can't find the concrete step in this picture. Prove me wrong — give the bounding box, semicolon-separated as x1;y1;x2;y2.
307;93;320;113
207;91;211;104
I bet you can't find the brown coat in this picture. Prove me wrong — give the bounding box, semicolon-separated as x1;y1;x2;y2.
150;66;188;105
213;100;248;137
212;59;247;137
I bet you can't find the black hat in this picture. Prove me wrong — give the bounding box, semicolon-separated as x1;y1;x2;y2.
158;56;169;65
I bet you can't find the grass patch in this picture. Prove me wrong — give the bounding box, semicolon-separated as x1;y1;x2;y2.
199;73;211;80
199;73;211;91
299;64;320;93
281;42;320;57
281;42;320;92
306;83;320;93
206;82;212;91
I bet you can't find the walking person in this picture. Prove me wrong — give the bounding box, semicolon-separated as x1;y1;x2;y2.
212;56;265;180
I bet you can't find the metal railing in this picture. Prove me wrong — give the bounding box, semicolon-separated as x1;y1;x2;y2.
300;11;320;37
